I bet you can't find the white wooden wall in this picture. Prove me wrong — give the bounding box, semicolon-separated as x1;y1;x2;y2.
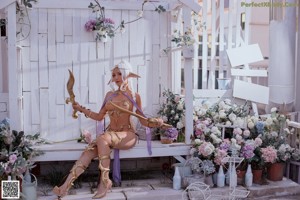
174;0;268;96
0;0;172;141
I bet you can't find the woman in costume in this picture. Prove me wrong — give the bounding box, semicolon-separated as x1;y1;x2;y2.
53;60;166;199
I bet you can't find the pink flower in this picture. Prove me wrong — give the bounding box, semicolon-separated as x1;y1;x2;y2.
243;129;250;137
9;154;17;164
261;146;277;163
214;149;228;165
85;19;97;32
82;130;92;144
198;141;215;157
254;137;262;147
174;96;181;103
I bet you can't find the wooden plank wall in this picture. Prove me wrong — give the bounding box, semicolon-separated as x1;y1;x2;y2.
191;0;267;94
15;2;170;141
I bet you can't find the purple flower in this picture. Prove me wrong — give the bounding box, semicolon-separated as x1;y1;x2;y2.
240;144;255;159
9;154;17;164
163;128;178;140
219;141;230;151
103;18;115;24
85;19;97;32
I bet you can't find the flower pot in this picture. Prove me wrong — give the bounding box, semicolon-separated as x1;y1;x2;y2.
204;175;214;187
237;170;246;185
160;137;173;144
267;162;285;181
252;169;263;184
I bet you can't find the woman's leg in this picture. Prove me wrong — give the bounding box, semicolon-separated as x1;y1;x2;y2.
93;131;137;198
53;142;98;198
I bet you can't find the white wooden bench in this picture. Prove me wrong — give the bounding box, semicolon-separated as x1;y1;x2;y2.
33;140;191;164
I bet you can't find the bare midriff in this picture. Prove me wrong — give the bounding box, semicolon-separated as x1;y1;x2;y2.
104;93;135;132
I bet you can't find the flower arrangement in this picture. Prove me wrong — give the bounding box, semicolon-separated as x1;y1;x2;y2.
85;1;115;41
160;128;178;141
206;99;250;126
157;89;185;141
0;118;45;180
85;0;166;42
200;160;216;176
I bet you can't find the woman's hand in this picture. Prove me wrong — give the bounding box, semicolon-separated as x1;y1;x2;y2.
147;118;164;128
72;102;83;112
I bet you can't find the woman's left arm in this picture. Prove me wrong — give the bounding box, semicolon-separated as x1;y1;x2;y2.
135;93;163;128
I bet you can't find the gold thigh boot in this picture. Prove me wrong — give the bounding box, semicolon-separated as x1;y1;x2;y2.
53;161;87;199
92;155;112;199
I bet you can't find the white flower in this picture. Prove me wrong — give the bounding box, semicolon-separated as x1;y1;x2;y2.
210;134;222;144
204;144;215;155
190;148;197;155
177;103;184;110
254;137;262;147
233;117;244;127
171;110;175;114
137;10;144;17
162;116;168;122
250;116;259;123
224;99;231;104
218;101;226;109
271;131;278;137
243;129;250;137
176;121;184;129
284;128;290;134
225;121;232;126
211;126;219;133
202;101;211;109
93;5;100;12
174;114;179;120
219;110;227;119
228;113;237;122
194;139;201;145
270;107;277;113
265;117;273;126
247;121;255;129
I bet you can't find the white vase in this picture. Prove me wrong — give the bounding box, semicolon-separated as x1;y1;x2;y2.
93;31;109;43
173;166;181;190
245;164;253;187
217;166;225;187
230;165;237;187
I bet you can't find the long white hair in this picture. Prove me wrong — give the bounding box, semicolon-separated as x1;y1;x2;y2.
109;60;136;101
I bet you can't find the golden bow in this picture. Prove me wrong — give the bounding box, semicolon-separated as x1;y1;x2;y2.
66;69;78;119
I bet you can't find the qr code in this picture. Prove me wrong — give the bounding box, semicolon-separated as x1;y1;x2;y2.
1;180;20;199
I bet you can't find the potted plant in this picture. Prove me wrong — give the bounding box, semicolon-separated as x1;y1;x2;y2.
159;128;178;144
0;118;45;181
157;89;185;142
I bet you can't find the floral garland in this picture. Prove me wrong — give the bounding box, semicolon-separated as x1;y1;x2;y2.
85;0;166;42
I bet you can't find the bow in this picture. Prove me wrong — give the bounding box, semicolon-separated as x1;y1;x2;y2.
109;101;172;129
66;69;78;119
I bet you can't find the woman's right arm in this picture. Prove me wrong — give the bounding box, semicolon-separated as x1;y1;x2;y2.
72;92;112;121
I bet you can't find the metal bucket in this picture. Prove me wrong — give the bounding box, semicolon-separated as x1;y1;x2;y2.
22;173;37;200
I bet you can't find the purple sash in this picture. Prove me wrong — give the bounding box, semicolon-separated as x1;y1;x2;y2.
96;91;152;185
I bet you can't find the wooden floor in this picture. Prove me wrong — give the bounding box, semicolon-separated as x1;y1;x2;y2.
33;140;191;162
